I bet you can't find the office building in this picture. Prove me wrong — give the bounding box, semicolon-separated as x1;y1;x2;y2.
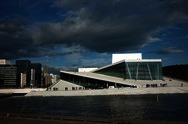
0;65;17;88
31;63;42;87
0;59;11;65
16;60;31;87
0;59;42;88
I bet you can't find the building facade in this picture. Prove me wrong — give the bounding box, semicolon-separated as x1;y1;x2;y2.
0;65;17;88
16;60;31;87
31;63;42;87
0;59;42;88
94;60;162;80
58;53;163;90
0;59;11;65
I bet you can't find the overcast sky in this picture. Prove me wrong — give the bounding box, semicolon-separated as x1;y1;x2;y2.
0;0;188;72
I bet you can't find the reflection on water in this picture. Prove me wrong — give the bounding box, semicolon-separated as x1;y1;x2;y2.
0;94;188;121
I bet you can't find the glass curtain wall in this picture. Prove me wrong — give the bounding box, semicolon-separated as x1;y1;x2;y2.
94;62;126;78
125;62;162;80
94;61;162;80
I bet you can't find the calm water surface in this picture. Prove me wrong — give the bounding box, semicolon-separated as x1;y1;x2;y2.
0;94;188;121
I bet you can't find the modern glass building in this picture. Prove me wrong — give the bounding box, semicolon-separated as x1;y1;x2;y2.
59;59;162;90
58;53;163;90
94;60;162;80
60;70;130;90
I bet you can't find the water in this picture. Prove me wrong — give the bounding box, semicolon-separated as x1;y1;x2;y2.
0;94;188;121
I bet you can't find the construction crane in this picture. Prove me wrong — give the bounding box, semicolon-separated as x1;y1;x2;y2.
33;57;53;74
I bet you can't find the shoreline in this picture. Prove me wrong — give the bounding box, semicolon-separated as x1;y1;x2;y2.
25;87;188;97
1;87;188;97
1;114;188;124
1;78;188;97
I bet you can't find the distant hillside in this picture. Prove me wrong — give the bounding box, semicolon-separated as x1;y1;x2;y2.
162;64;188;81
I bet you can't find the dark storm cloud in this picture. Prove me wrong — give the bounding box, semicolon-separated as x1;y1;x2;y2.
0;19;82;59
35;0;188;53
150;47;184;54
0;19;34;59
0;0;188;59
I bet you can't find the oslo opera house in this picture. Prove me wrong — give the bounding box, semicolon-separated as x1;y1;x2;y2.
50;53;163;91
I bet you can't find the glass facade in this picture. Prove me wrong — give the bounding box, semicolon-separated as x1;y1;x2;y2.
94;61;163;80
125;62;162;80
94;62;126;78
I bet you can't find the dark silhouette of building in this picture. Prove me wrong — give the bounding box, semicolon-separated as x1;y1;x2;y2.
0;65;17;88
16;60;42;88
0;59;42;88
31;63;42;87
16;60;31;87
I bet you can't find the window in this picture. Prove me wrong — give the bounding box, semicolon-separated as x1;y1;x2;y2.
53;87;58;91
65;87;68;91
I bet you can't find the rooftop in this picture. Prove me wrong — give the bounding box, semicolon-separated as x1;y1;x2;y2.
60;70;187;87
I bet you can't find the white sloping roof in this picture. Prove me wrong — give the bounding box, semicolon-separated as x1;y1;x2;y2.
52;80;83;87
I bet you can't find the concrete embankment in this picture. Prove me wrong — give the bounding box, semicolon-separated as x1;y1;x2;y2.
0;88;46;97
25;87;188;97
1;116;188;124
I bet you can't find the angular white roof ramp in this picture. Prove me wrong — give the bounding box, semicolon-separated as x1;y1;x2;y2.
92;60;125;72
92;59;162;73
60;70;135;86
48;79;83;90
